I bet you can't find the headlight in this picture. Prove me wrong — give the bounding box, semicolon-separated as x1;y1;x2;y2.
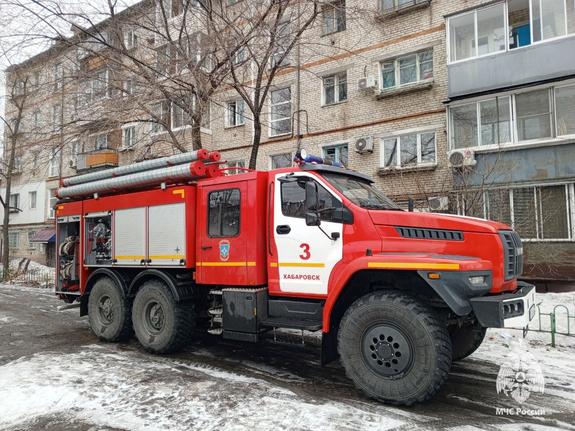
469;275;487;286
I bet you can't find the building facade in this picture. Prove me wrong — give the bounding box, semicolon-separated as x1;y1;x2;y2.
3;0;574;280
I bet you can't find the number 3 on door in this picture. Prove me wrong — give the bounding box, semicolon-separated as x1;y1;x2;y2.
299;243;311;260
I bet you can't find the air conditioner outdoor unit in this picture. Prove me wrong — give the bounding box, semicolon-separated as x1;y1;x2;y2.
428;196;449;212
449;149;476;168
357;75;378;92
355;136;374;154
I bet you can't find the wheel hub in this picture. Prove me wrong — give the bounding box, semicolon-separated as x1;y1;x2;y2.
362;325;413;377
145;302;165;332
98;296;113;324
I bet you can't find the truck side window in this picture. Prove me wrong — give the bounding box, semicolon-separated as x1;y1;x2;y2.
281;180;343;223
208;189;241;237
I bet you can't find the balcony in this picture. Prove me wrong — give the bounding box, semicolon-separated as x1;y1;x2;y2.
76;149;119;173
448;36;575;98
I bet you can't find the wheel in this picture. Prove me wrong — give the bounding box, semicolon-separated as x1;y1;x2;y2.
449;323;486;361
88;277;132;342
338;291;452;406
132;280;194;354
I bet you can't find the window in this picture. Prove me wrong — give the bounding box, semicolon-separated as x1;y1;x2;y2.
29;191;37;209
271;21;290;68
172;104;191;129
123;79;134;96
556;84;575;136
123;126;136;149
49;148;61;177
123;30;137;49
156;45;173;77
208;189;240;237
323;71;347;105
32;110;40;130
322;0;346;35
270;87;292;137
226;100;245;127
71;141;80;166
381;50;433;90
460;184;575;240
28;231;37;248
8;232;19;249
451;0;575;61
271;153;292;169
95;133;108;150
232;47;246;65
52;104;62;132
382;132;436;169
281;179;343;222
380;0;429;14
48;189;58;219
9;194;20;211
53;63;63;91
33;71;40;89
152;101;170;133
515;89;552;141
450;95;520;149
92;69;109;100
13;156;23;173
323;144;348;166
225;160;245;175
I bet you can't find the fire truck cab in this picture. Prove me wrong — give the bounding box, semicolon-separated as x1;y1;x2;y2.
55;151;536;405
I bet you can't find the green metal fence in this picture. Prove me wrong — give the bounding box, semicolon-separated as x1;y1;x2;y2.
509;302;575;347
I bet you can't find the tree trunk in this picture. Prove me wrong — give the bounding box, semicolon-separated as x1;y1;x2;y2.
249;121;262;170
191;122;203;151
2;145;15;281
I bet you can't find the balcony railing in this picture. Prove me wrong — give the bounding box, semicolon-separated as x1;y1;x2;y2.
76;149;119;172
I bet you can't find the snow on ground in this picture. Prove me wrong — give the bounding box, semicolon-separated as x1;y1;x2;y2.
0;346;408;431
0;284;573;431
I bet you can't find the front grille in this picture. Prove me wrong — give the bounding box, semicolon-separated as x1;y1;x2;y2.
395;227;464;241
500;231;524;280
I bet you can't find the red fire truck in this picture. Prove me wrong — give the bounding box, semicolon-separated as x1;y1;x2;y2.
54;149;536;405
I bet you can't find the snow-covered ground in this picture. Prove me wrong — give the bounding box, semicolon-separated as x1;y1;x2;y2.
0;259;55;287
0;284;573;431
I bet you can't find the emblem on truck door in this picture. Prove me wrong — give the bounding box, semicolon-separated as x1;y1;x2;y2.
219;240;230;261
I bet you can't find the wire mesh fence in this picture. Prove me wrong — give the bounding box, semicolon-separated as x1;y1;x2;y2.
0;267;55;289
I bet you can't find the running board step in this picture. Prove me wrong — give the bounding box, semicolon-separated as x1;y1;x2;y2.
207;328;223;335
261;317;322;331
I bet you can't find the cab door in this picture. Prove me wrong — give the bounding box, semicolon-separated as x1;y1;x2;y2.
197;182;248;285
270;173;344;296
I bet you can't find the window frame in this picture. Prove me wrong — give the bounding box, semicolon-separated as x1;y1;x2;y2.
269;87;292;137
8;231;19;248
458;183;575;241
122;125;137;149
270;152;293;169
380;49;434;91
322;71;348;106
322;0;346;35
380;130;437;169
447;0;575;65
28;191;37;209
225;99;246;128
49;147;61;178
322;143;349;165
207;188;241;238
9;193;20;211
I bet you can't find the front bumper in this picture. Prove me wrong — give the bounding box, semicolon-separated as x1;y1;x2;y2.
470;282;536;328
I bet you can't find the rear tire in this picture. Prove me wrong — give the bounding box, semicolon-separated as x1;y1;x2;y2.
88;277;132;342
338;291;452;406
132;280;194;353
449;323;486;361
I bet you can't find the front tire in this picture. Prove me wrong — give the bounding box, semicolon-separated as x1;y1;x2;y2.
449;323;486;361
88;277;132;342
132;280;194;353
338;291;452;405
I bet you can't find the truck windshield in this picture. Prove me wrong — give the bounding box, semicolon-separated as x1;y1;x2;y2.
322;173;402;211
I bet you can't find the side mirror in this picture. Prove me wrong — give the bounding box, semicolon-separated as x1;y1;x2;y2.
305;212;321;227
305;180;319;211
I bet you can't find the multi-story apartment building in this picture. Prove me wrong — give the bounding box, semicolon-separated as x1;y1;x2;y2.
2;0;574;281
445;0;575;280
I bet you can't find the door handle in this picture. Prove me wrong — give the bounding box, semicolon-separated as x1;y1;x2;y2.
201;245;213;250
276;225;291;235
